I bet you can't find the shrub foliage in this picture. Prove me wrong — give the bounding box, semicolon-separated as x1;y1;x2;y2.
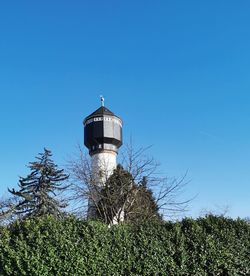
0;215;249;275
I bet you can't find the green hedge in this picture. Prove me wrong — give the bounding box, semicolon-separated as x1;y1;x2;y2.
0;215;249;275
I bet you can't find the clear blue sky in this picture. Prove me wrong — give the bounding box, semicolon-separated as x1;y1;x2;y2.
0;1;249;218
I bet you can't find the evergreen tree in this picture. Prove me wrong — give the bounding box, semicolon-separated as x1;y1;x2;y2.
126;176;161;223
96;165;134;224
96;165;161;224
8;148;69;219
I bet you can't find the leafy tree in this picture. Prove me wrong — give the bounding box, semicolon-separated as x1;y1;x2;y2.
8;148;69;219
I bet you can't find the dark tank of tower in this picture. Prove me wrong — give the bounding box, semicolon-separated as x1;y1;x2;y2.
83;105;122;156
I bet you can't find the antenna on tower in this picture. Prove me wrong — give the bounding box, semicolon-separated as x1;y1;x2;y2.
100;95;105;107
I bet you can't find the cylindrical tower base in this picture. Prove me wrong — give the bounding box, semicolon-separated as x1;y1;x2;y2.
87;151;117;219
91;151;117;184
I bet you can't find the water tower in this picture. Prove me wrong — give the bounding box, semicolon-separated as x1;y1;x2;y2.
83;97;123;183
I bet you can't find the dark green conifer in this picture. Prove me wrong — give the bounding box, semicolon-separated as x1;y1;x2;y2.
8;148;69;219
126;176;161;223
96;165;161;224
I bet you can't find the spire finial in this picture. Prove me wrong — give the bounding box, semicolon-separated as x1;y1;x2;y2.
100;95;105;107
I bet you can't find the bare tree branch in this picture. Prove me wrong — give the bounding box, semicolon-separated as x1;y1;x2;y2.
67;141;193;224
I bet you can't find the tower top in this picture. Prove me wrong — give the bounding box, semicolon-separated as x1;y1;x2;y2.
83;106;118;125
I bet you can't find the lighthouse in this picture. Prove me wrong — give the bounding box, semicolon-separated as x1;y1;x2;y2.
83;97;123;217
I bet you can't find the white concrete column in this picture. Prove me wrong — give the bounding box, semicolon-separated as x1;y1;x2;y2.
91;151;117;185
87;151;117;219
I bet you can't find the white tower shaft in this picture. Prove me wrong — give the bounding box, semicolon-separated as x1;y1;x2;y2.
91;151;117;184
87;151;117;219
